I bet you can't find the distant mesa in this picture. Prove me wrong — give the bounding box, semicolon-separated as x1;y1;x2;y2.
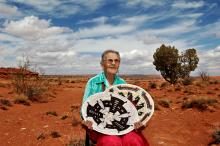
0;67;39;79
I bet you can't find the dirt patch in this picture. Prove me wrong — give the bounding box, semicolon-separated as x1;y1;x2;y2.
0;76;220;146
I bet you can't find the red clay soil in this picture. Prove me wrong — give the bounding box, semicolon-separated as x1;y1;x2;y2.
0;76;220;146
0;67;38;79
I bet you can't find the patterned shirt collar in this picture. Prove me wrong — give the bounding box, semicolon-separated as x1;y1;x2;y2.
94;72;119;86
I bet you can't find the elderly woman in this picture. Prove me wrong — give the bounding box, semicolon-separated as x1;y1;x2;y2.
81;50;149;146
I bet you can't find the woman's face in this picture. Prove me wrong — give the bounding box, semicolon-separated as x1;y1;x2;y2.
101;52;120;75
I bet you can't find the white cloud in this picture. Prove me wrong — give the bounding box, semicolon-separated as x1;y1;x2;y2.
0;3;22;18
124;0;165;7
172;1;204;9
0;16;77;73
3;16;71;40
195;21;220;39
177;13;203;19
197;46;220;75
122;15;154;25
77;16;108;25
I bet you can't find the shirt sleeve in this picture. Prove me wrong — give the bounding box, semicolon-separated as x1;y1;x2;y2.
80;80;92;119
82;81;92;104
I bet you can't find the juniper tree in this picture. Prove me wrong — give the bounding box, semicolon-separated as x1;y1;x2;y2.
153;44;199;84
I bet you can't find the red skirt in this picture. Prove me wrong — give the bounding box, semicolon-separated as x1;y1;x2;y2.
88;130;150;146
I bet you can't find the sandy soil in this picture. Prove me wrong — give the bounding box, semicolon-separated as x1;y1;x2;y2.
0;76;220;146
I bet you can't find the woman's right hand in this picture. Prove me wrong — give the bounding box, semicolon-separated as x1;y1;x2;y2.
81;120;93;130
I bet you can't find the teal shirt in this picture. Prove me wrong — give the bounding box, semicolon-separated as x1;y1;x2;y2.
82;72;126;105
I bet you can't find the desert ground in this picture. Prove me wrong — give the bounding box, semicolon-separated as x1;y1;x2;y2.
0;73;220;146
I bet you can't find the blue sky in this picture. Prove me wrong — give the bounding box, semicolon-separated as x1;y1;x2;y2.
0;0;220;75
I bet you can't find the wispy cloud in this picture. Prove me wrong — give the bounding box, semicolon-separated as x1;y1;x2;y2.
124;0;165;7
13;0;104;17
74;24;136;38
172;1;205;9
77;16;108;25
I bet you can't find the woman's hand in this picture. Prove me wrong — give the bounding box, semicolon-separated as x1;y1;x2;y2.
81;120;93;130
134;121;146;131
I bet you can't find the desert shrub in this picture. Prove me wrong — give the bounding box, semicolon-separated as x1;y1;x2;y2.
58;77;62;85
66;139;85;146
13;94;30;106
0;105;8;110
0;99;12;106
37;133;46;140
160;82;169;88
148;82;157;89
183;90;188;93
70;104;80;112
214;80;219;84
12;57;48;102
195;81;203;87
182;77;193;85
72;115;80;127
207;91;215;94
50;131;61;138
181;96;218;111
70;80;75;83
208;130;220;146
46;111;58;116
167;89;173;92
158;98;171;108
61;115;68;120
175;86;182;91
154;101;160;110
209;80;219;85
199;71;209;82
0;83;6;88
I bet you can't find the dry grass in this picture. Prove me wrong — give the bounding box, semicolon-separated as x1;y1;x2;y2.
158;98;171;108
12;75;48;102
46;111;58;116
148;82;157;89
13;94;30;106
160;82;169;88
12;57;49;102
37;133;46;140
182;78;193;85
0;98;12;107
208;130;220;145
0;83;6;88
66;139;85;146
50;131;61;138
199;71;210;83
181;96;218;111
